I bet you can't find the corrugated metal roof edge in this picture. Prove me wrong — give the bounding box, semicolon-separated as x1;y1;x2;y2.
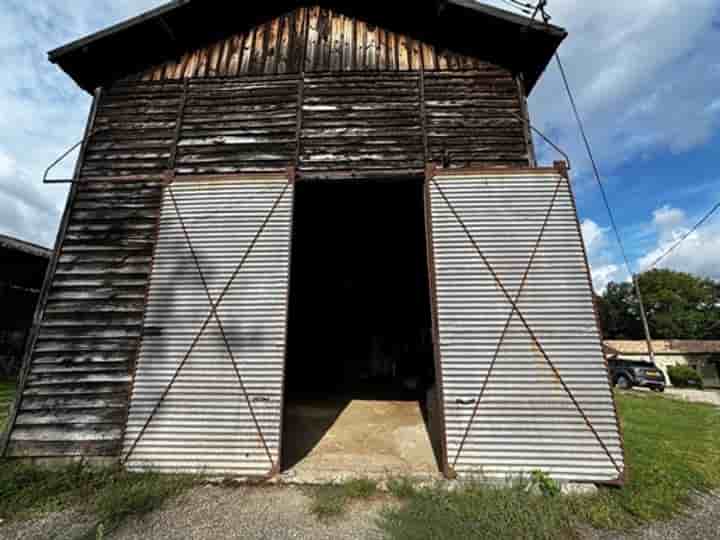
0;233;52;259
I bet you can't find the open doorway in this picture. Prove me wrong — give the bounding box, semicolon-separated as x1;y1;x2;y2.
281;178;442;478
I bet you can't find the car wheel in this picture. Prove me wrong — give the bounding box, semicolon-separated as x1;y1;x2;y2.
616;375;632;390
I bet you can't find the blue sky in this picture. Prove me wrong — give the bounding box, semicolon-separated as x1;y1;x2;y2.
0;0;718;291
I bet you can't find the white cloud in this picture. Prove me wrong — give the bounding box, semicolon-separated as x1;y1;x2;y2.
637;205;720;279
0;0;166;247
481;0;720;179
580;218;627;292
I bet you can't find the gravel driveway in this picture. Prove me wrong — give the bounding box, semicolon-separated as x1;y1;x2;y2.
3;485;719;539
581;491;720;540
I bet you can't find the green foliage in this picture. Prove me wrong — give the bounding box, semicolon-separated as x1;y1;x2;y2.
598;269;720;340
380;480;578;540
309;479;379;519
380;393;720;539
667;365;704;388
387;477;418;499
530;470;561;497
0;380;15;433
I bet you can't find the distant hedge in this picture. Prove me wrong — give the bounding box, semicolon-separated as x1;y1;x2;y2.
668;365;704;389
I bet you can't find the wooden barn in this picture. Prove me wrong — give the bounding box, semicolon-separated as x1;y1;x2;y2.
1;0;625;484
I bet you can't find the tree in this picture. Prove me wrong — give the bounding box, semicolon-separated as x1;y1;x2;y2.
597;269;720;340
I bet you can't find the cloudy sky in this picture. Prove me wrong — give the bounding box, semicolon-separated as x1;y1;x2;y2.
1;0;719;291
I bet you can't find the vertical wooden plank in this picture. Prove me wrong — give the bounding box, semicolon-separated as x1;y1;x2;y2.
174;52;190;79
329;12;343;70
241;28;256;73
227;34;243;76
398;34;410;70
410;38;421;71
277;15;290;74
288;7;304;73
318;8;332;71
207;41;222;77
196;46;210;77
252;23;267;74
266;18;280;74
217;37;232;76
306;6;319;72
387;32;398;71
350;18;358;70
378;28;387;71
342;15;353;71
357;20;367;70
422;44;436;71
366;23;378;70
184;50;199;78
437;49;449;70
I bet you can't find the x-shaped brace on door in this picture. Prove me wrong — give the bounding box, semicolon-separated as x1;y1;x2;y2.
431;173;623;475
123;178;292;468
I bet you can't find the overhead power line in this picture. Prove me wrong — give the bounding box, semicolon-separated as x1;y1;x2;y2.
648;201;720;269
540;2;657;359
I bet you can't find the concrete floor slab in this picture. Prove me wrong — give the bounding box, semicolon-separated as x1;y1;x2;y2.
281;399;441;483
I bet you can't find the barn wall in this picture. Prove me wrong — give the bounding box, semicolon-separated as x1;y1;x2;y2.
132;6;501;82
3;84;181;458
3;69;529;459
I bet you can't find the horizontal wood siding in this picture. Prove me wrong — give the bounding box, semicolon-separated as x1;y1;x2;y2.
299;72;424;177
176;78;299;176
133;7;492;82
424;72;528;168
5;68;528;459
5;83;178;457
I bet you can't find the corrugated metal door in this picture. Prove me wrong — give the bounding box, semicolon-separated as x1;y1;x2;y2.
123;175;293;476
427;168;624;483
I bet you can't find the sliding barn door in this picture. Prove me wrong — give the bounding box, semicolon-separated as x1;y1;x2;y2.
427;168;624;483
123;175;293;476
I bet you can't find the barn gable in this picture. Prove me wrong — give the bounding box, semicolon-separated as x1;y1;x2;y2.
49;1;566;93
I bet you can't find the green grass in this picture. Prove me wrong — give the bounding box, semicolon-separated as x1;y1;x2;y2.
309;479;379;519
0;462;197;537
379;392;720;540
0;379;16;432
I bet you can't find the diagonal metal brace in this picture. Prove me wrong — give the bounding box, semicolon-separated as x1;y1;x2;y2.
432;176;623;475
122;181;292;465
164;185;275;467
452;173;564;467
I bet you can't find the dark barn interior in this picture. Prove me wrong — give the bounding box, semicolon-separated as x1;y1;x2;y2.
282;179;441;475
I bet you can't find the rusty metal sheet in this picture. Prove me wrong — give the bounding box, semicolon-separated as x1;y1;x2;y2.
123;175;293;476
428;168;624;482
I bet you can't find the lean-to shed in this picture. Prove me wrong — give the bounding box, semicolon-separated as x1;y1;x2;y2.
2;0;625;484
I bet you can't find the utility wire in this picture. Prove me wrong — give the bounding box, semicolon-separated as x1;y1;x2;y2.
543;3;657;359
648;200;720;269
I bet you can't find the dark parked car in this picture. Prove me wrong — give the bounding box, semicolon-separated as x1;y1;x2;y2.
607;356;666;391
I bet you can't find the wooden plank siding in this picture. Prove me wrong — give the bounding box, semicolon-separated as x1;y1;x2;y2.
130;7;495;82
4;67;528;459
3;83;181;457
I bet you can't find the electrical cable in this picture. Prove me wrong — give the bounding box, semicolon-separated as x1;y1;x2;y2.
647;201;720;269
540;2;657;359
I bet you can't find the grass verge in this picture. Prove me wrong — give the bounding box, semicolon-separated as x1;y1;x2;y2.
309;479;378;519
0;379;16;432
0;462;197;537
379;392;720;540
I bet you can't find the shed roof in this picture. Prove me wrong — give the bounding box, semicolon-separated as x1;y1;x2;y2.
48;0;566;94
604;340;720;356
0;233;52;259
